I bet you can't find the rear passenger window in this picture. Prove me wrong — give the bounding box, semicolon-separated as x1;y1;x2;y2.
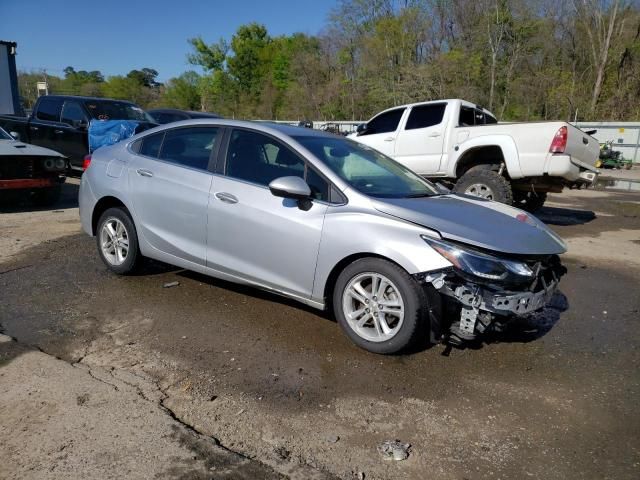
405;104;446;130
36;97;63;122
140;132;164;157
158;127;218;170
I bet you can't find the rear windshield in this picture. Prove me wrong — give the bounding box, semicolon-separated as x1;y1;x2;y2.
84;100;155;123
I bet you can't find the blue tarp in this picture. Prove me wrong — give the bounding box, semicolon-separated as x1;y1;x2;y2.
88;120;139;153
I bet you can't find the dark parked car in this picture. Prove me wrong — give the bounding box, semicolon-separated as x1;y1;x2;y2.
147;108;222;125
0;95;158;171
0;126;66;205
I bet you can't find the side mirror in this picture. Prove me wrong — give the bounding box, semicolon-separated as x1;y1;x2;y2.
9;131;20;140
269;176;311;200
356;123;368;135
73;120;88;130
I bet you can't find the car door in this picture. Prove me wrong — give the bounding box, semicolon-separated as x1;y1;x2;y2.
393;103;447;174
29;96;64;152
59;100;90;169
356;108;406;156
128;126;221;266
207;128;329;299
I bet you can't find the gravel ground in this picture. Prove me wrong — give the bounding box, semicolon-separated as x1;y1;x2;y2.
1;176;639;479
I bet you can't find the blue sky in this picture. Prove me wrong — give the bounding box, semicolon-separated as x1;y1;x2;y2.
0;0;336;81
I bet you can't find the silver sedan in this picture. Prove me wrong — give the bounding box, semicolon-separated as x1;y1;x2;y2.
79;120;566;354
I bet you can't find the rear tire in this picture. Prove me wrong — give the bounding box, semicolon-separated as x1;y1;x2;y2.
453;165;513;205
333;258;432;354
513;191;547;212
96;207;141;275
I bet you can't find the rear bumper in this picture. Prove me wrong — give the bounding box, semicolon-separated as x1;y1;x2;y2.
0;176;65;189
546;154;599;184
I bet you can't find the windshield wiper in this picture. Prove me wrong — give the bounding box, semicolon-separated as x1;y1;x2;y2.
404;192;438;198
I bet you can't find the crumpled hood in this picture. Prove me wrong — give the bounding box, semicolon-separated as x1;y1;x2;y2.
0;139;65;158
372;194;567;255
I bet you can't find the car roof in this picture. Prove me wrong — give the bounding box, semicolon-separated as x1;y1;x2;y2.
147;108;222;119
143;118;335;139
372;99;495;118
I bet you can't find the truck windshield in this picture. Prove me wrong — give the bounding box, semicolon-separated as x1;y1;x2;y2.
84;100;155;123
0;127;12;140
293;135;439;199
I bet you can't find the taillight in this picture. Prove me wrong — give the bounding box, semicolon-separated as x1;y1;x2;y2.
549;126;567;153
82;154;92;171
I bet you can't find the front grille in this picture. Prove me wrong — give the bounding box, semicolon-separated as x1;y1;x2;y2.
0;156;34;179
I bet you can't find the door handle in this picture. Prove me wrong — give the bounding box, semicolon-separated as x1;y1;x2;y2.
384;137;395;142
54;129;64;134
428;132;441;138
215;192;238;204
136;168;153;177
30;126;39;131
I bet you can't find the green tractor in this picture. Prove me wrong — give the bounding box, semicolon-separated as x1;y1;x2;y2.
596;140;633;169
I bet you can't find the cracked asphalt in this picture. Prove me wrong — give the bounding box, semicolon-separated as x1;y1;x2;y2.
1;176;639;479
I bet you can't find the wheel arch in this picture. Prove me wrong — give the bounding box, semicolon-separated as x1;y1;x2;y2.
322;252;416;313
450;135;522;179
91;196;131;236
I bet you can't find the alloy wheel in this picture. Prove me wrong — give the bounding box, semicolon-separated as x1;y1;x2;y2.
100;217;130;266
464;183;494;199
342;272;405;343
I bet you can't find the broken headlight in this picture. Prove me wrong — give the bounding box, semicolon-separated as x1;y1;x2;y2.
421;236;534;282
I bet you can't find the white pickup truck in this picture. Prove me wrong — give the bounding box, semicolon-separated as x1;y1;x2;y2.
350;99;600;211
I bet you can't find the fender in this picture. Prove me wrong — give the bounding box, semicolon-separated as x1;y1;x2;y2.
447;134;523;179
311;210;452;304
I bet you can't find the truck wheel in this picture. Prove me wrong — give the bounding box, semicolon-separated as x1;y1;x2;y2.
96;207;141;275
32;186;62;207
333;257;432;354
514;191;547;212
453;165;513;205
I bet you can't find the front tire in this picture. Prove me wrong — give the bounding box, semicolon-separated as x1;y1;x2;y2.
333;258;431;354
453;165;513;205
96;207;141;275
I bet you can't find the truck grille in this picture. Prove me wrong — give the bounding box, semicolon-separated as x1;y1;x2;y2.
0;156;35;179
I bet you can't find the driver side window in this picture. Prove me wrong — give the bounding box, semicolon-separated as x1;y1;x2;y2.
225;129;330;201
361;108;404;136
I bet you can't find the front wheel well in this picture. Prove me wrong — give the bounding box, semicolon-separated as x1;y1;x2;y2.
91;196;129;235
455;146;505;178
323;253;408;311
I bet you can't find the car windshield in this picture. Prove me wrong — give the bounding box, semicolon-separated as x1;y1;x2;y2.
84;100;155;123
0;127;12;140
293;135;439;198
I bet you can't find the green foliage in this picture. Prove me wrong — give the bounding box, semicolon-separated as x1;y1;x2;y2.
162;71;201;110
16;1;640;121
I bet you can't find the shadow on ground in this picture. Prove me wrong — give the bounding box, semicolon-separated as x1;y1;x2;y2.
536;206;596;226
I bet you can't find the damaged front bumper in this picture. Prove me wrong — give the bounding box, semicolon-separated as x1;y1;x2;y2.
420;257;565;344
